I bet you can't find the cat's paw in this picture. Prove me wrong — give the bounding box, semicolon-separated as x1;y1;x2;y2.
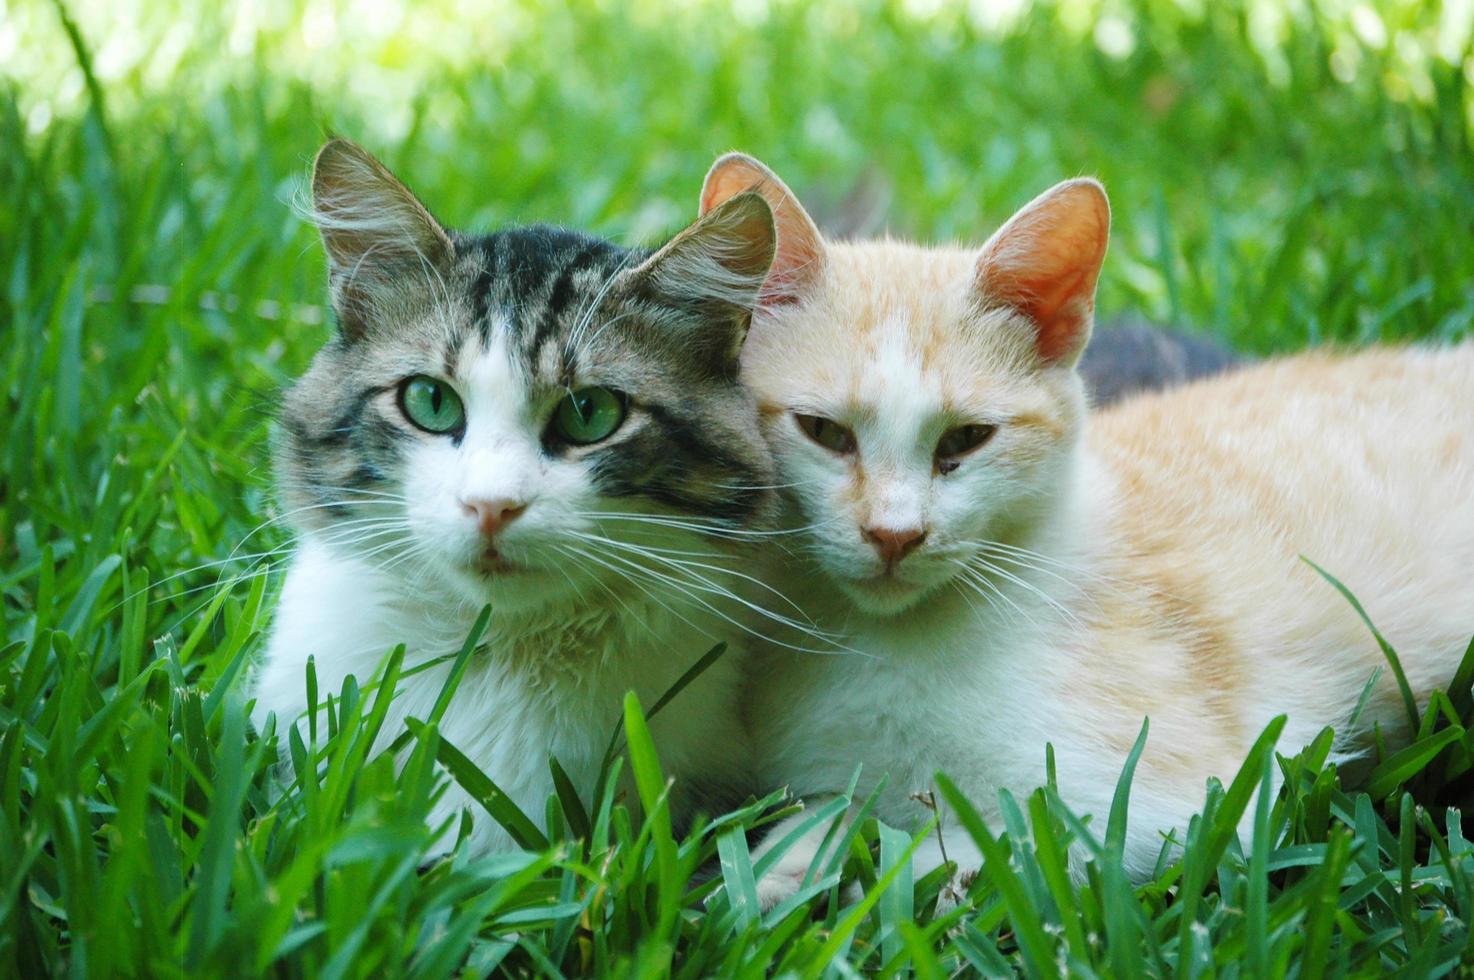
753;832;826;910
755;863;811;912
747;797;855;912
701;856;817;913
754;864;862;911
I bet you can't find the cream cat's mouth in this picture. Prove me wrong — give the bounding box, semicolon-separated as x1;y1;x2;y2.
837;569;938;615
850;569;922;593
471;549;525;576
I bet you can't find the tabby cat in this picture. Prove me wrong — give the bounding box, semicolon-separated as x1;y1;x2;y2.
251;140;786;852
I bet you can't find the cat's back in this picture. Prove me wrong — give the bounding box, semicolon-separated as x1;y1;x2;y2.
1090;343;1474;519
1084;343;1474;733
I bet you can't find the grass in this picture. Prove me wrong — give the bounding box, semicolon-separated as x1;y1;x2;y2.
4;0;1474;974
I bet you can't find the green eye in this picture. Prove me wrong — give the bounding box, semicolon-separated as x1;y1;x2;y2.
936;423;998;461
795;414;856;454
399;376;465;434
552;387;626;445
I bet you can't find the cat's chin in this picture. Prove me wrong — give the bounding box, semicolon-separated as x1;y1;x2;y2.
438;563;572;616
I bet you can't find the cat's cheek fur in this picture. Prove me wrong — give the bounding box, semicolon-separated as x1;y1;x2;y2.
774;433;945;616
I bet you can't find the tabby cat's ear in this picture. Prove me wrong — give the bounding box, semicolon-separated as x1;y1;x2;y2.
701;153;824;304
627;190;776;363
309;138;454;338
974;178;1110;367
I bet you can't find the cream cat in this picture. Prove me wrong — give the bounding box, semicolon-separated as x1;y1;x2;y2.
699;154;1474;905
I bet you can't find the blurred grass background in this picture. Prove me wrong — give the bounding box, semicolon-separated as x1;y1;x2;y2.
5;1;1474;973
9;0;1474;367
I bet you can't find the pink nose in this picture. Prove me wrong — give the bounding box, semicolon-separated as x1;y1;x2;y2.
461;498;526;539
864;526;927;565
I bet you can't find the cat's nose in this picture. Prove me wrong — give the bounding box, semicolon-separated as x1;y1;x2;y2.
461;497;527;539
864;526;927;565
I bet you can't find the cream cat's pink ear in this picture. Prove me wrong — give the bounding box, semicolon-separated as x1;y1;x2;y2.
701;153;825;304
310;138;454;336
975;179;1110;366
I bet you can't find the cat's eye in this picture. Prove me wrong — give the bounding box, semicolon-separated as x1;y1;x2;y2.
552;387;627;445
935;423;998;472
795;414;856;455
399;376;465;434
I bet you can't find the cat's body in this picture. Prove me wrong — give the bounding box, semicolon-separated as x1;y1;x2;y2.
695;155;1474;899
252;141;786;851
751;341;1474;880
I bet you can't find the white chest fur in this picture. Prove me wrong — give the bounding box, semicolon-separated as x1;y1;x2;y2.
252;536;753;852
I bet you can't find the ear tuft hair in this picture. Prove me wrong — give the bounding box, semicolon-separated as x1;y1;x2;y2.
306;138;454;337
627;191;777;363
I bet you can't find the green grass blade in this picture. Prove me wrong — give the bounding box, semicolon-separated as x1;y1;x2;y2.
1300;827;1355;980
1028;789;1088;961
1304;557;1419;733
1364;726;1463;800
414;722;548;852
1445;635;1474;720
622;691;678;955
934;773;1056;976
801;826;929;980
1246;736;1274;979
647;642;727;721
716;827;761;931
548;754;591;844
185;705;253;968
427;605;491;727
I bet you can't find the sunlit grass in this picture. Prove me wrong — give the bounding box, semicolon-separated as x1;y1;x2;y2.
4;0;1474;974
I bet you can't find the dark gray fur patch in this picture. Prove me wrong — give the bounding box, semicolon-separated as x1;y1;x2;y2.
275;222;776;539
1080;317;1243;406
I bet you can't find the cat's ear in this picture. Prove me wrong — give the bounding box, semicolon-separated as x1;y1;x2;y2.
701;153;824;304
309;138;454;338
974;178;1110;367
626;190;776;362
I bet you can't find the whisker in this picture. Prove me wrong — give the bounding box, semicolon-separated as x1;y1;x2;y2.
951;561;1038;631
970;536;1186;608
574;309;642;358
568;529;824;629
553;543;721;649
586;542;855;656
968;555;1084;631
273;484;410;502
565;252;642;361
585;511;843;541
969;538;1123;587
213;495;407;575
705;477;823;492
973;546;1109;617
